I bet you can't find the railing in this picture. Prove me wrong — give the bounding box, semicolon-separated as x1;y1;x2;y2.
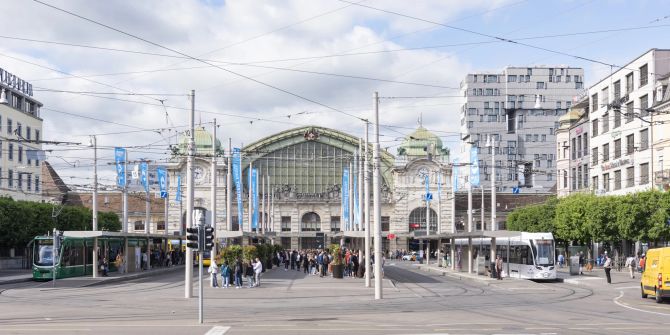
654;169;670;184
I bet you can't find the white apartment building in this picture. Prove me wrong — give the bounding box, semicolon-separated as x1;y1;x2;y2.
0;67;43;202
588;49;670;196
651;74;670;190
459;66;584;193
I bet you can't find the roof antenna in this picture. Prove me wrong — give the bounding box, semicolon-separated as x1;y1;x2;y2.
418;112;423;127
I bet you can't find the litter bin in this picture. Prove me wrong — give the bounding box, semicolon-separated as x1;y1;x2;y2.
569;255;580;275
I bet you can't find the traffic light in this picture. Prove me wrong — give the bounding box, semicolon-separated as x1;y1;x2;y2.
203;226;214;251
186;227;200;250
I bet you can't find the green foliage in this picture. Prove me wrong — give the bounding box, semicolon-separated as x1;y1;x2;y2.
508;190;670;245
219;245;243;265
329;243;342;265
0;198;120;249
242;245;257;261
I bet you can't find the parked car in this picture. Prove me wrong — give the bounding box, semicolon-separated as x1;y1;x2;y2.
402;252;417;261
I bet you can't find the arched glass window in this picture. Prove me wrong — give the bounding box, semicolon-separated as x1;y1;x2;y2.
301;212;321;231
408;207;437;232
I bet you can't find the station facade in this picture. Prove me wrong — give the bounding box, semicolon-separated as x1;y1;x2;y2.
165;125;454;251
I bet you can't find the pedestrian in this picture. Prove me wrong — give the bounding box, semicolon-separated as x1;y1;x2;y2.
221;261;231;288
495;255;503;280
625;256;635;279
234;257;243;289
558;253;565;268
245;260;255;288
578;251;585;275
603;254;612;284
208;262;219;288
101;257;109;277
253;257;263;287
639;254;646;273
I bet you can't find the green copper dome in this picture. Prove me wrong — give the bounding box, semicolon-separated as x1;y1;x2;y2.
175;127;222;156
397;126;447;157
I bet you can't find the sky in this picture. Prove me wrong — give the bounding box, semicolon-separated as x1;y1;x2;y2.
1;0;669;189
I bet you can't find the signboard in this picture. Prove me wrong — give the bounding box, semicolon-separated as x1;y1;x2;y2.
0;67;33;96
387;233;396;240
470;147;480;187
157;167;167;199
114;147;126;187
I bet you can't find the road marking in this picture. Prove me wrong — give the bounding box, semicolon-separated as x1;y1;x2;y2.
613;290;670;316
204;326;230;335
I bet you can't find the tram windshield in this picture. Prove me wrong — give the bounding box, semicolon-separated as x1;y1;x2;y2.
532;239;554;266
34;239;58;266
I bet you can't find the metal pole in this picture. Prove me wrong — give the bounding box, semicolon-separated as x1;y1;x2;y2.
123;150;128;233
248;162;253;233
92;135;98;278
185;90;195;299
198;238;204;323
358;138;363;231
373;92;382;300
426;198;430;266
349;161;354;231
468;183;473;274
491;139;497;231
364;121;371;288
261;172;266;235
52;228;56;287
481;186;484;231
210;118;217;267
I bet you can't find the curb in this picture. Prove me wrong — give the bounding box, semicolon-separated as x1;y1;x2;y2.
415;264;498;284
83;266;184;287
0;277;33;285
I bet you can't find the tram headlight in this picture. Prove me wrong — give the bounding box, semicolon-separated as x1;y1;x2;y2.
536;266;543;270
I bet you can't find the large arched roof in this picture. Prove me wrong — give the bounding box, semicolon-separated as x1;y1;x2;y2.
242;126;395;187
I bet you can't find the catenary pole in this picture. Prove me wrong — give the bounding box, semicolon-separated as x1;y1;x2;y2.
92;135;98;278
364;121;371;288
185;90;195;298
210;118;217;267
227;138;232;233
373;92;382;300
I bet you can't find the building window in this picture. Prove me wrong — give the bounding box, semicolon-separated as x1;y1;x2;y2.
330;216;340;232
382;216;390;232
592;147;598;165
157;221;166;231
640;163;649;184
591;93;598;111
134;220;145;231
16;122;22;138
572;138;577;159
614;139;621;158
18;146;23;163
26;126;31;140
8;143;13;161
537;82;545;89
603;143;610;162
592;119;599;136
541;134;546;142
301;212;320;232
35;176;40;192
7;118;12;135
571;168;577;190
626;134;635;155
8;169;13;188
281;216;291;232
508;75;517;82
592;176;598;191
626;166;634;187
27;175;32;191
563;170;568;188
583;134;588;157
614;80;621;100
640;129;649;151
614;109;621;128
583;164;589;188
17;173;22;190
626;72;634;93
408;207;437;232
640;95;649;117
625;102;634;123
639;64;648;87
547;173;553;181
603;173;610;192
35;129;40;142
577;166;582;190
614;170;622;190
602;113;609;133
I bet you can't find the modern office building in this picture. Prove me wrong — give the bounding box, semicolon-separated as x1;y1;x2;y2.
458;66;585;193
0;68;43;202
588;49;670;195
653;74;670;190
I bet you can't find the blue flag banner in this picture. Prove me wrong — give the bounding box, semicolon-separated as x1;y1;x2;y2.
233;148;243;230
353;173;360;229
175;175;182;203
452;159;459;192
251;168;259;230
437;172;441;196
470;147;480;187
114;147;126;187
342;168;350;230
425;174;430;202
140;162;149;192
157;167;167;199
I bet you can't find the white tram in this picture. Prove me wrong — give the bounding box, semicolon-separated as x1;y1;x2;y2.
454;232;556;280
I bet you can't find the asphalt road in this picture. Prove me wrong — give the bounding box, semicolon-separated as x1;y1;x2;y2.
1;262;669;335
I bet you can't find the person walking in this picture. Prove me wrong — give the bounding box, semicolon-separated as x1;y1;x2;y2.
253;257;263;287
245;260;255;288
578;251;585;275
234;258;243;289
625;256;635;279
557;253;565;268
603;254;613;284
221;261;231;288
208;262;219;288
495;255;503;280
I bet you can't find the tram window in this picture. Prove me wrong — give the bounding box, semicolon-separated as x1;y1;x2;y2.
34;241;54;266
85;245;93;265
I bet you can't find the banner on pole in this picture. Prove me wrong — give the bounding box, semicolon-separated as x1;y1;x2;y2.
114;147;126;187
452;159;459;192
251;168;259;230
342;168;350;231
470;147;480;187
437;171;442;196
353;172;360;229
140;162;149;192
157;167;167;198
233;148;243;230
425;174;430;202
175;175;182;203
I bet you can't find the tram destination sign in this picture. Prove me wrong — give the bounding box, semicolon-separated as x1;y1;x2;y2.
0;67;33;96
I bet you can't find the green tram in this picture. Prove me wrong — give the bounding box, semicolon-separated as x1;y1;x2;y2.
32;231;177;280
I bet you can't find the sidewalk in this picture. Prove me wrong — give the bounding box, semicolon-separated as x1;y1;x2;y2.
555;266;640;285
412;262;499;284
0;265;184;286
